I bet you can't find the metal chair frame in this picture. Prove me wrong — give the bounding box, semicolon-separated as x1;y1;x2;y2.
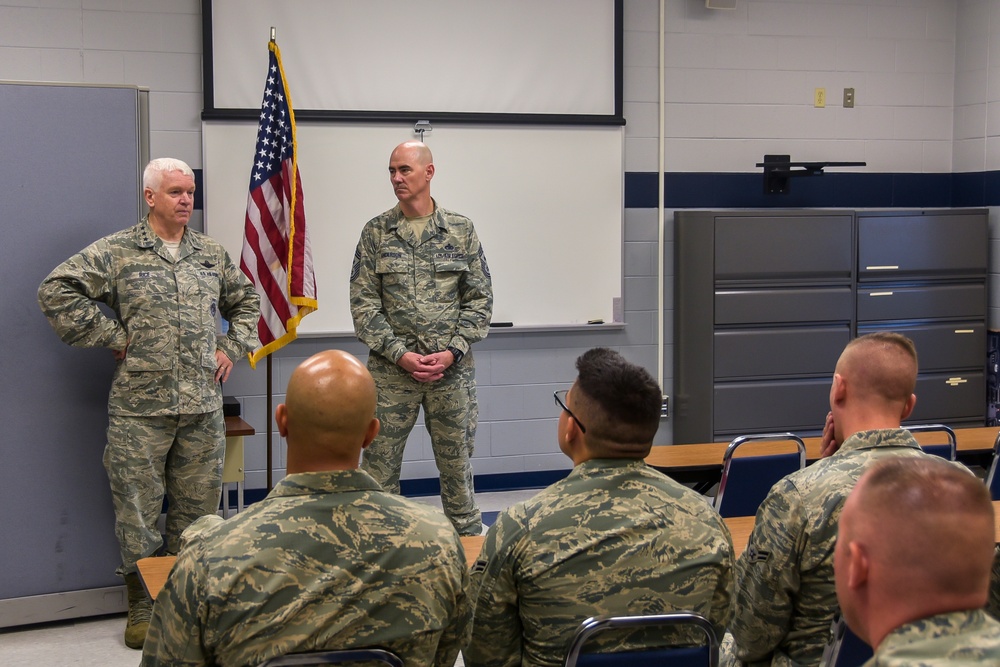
985;430;1000;500
259;648;404;667
905;423;957;461
819;615;873;667
714;433;807;518
563;611;720;667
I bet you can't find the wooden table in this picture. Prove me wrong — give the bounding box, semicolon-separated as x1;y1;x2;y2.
646;426;998;491
723;515;755;555
723;499;1000;558
137;534;487;601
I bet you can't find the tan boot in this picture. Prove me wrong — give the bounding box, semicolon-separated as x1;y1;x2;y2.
123;572;152;649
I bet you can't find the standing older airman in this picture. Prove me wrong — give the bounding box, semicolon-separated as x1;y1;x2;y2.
37;157;260;649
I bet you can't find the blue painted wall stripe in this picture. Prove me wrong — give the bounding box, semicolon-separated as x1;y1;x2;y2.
625;171;1000;209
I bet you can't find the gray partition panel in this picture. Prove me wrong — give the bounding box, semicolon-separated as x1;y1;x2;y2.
0;83;145;622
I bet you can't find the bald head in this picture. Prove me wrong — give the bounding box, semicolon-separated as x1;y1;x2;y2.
391;141;433;166
277;350;379;473
836;457;994;647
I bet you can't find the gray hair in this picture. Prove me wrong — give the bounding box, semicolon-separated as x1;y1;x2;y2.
143;157;194;191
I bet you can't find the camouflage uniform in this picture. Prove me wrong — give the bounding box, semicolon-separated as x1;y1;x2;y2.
723;429;934;667
864;609;1000;666
37;217;260;574
989;549;1000;621
350;202;493;536
140;469;471;667
466;458;735;667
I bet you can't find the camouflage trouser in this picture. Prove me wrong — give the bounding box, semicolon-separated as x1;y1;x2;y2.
362;353;482;536
105;410;225;575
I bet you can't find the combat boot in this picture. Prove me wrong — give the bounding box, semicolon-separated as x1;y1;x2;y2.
123;571;152;649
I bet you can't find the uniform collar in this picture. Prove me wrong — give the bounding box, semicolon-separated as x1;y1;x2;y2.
837;427;921;454
267;469;384;498
134;215;203;252
387;198;442;231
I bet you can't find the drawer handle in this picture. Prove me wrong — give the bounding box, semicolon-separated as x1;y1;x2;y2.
869;291;894;297
954;329;975;334
866;265;899;270
946;377;968;386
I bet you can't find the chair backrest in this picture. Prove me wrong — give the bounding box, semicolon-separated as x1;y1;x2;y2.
714;433;807;518
819;615;873;667
258;649;404;667
905;424;957;461
986;431;1000;501
563;611;719;667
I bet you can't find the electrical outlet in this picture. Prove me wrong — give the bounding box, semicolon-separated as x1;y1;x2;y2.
661;395;669;419
814;88;826;108
843;87;855;108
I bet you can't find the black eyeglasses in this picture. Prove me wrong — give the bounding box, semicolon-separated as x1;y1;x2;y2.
554;389;586;433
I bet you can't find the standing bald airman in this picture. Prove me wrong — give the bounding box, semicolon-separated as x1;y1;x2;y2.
350;141;493;536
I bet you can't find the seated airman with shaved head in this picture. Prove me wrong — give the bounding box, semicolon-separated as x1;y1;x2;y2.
836;456;1000;665
141;350;470;667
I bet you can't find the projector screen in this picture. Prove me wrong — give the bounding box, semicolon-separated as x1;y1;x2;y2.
204;0;622;123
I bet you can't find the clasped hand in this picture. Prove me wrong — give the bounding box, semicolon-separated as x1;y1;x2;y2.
399;351;453;383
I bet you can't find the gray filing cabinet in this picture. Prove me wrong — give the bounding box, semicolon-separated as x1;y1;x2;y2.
673;208;987;444
856;210;987;426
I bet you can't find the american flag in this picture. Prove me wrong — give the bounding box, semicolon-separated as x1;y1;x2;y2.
240;39;316;368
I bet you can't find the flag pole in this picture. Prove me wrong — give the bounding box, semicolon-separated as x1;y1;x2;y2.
266;355;273;490
265;24;276;492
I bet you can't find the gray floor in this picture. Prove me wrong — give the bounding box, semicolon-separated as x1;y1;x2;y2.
0;489;541;667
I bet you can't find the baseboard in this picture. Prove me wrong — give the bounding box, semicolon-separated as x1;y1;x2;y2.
0;585;127;629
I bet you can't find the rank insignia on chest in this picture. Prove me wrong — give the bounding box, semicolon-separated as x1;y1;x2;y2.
746;545;771;563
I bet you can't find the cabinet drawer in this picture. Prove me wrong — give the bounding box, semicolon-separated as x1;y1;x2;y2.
857;284;985;322
715;326;849;379
716;287;854;325
714;379;831;434
856;322;986;372
909;372;985;423
715;215;854;281
858;212;987;279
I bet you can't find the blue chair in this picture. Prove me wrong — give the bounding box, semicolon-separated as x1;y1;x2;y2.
906;424;957;460
714;433;806;518
563;612;719;667
985;431;1000;501
819;615;873;667
259;649;404;666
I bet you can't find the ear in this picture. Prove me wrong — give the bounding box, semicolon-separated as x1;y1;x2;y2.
361;418;380;450
900;393;916;421
847;541;869;590
425;163;435;181
143;187;155;208
275;404;288;438
831;373;847;404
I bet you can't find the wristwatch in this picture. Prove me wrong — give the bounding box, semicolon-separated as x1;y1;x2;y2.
446;346;464;364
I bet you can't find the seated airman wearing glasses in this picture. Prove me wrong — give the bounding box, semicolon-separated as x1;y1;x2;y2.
466;347;734;667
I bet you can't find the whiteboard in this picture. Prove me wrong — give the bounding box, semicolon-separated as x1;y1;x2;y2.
206;0;619;118
203;122;623;334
